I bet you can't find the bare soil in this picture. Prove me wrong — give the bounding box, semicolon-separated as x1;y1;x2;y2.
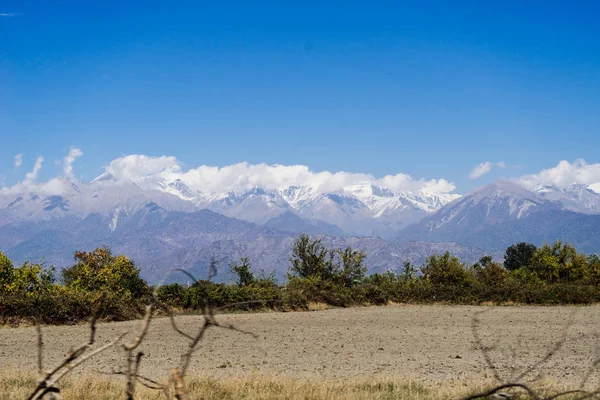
2;305;600;387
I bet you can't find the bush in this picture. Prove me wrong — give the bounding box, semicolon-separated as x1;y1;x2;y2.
288;234;367;287
475;259;508;286
156;283;188;307
62;247;149;298
528;241;589;283
421;252;474;287
0;251;15;290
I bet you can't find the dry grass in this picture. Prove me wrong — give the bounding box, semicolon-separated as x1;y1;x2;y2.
0;371;479;400
0;371;591;400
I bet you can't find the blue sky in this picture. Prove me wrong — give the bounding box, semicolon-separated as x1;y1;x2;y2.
1;0;599;193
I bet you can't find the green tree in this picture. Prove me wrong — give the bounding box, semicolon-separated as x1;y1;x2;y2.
473;257;507;285
337;246;367;287
421;252;471;286
288;234;336;281
529;241;588;283
62;247;148;298
0;251;15;291
504;242;537;271
401;259;417;282
230;257;255;287
588;254;600;285
3;262;54;294
473;255;493;271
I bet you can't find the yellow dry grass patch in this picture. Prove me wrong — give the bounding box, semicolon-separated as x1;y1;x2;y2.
0;371;475;400
0;370;591;399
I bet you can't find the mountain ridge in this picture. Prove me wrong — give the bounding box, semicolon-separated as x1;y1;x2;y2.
2;177;600;283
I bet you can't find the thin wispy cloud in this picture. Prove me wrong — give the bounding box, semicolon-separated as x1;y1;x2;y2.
14;154;23;169
469;161;507;179
0;13;19;17
63;148;83;180
469;162;493;179
23;157;44;185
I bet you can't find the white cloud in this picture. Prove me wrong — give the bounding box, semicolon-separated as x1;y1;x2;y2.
63;148;83;180
496;161;506;169
23;157;44;185
105;154;181;181
0;153;457;197
469;162;493;179
0;13;18;17
14;154;23;169
101;155;456;194
178;162;457;194
518;159;600;189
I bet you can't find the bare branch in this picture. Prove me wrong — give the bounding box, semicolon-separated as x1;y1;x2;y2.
580;329;600;390
29;331;127;400
36;322;43;377
159;260;257;399
29;309;125;400
171;368;188;400
123;305;154;351
462;383;542;400
154;301;194;341
581;358;600;390
122;304;155;400
47;332;127;387
88;312;98;345
514;309;576;382
94;367;168;398
472;310;502;383
467;308;590;400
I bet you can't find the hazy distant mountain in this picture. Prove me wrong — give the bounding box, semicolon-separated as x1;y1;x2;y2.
397;181;600;252
0;205;494;282
153;237;499;283
263;211;345;237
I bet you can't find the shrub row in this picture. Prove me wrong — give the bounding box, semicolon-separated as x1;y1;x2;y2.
3;237;600;325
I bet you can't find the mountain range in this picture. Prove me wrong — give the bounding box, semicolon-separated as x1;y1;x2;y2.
1;174;600;282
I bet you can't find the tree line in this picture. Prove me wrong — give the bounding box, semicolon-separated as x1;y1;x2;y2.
2;234;600;324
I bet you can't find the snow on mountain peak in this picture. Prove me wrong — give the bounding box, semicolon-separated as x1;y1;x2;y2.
164;179;198;199
91;172;117;183
589;183;600;194
532;182;600;214
2;171;461;236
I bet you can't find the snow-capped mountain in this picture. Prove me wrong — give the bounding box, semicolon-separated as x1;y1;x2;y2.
534;184;600;214
5;173;600;241
344;184;461;233
3;175;600;281
205;187;292;224
397;180;600;252
409;180;558;232
0;174;459;237
142;178;462;235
